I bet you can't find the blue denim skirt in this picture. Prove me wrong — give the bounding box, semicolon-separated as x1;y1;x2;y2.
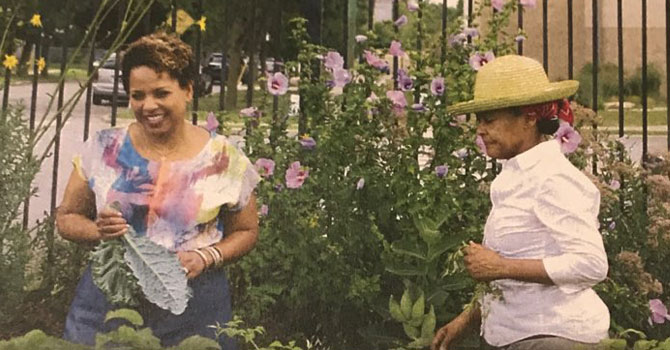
63;264;236;349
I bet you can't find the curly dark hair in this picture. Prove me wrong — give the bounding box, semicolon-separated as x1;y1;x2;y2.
121;32;196;93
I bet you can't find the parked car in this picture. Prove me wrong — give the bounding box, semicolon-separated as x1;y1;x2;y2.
93;53;213;106
92;53;128;106
201;52;284;86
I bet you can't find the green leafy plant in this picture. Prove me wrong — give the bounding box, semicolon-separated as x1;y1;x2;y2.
91;208;192;314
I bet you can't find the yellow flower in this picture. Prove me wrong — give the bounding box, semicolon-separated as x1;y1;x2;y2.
301;134;310;139
3;55;18;70
30;14;42;28
197;16;206;31
37;57;46;73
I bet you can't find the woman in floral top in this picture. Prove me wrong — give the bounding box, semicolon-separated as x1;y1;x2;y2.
56;33;260;348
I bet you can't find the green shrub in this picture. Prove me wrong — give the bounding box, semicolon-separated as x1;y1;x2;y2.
625;63;663;99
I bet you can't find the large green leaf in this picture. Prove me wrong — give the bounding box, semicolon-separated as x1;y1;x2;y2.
390;239;427;261
385;261;426;277
123;229;192;315
420;306;436;340
91;239;141;306
426;233;466;262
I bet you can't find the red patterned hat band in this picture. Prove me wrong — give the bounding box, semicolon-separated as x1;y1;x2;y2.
520;99;574;126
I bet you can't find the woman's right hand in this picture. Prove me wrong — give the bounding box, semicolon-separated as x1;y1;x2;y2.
95;208;129;241
431;317;468;350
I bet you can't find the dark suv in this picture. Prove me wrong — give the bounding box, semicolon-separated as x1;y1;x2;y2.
202;53;226;85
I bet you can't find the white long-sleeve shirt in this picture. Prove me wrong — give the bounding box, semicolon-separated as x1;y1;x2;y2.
481;139;609;347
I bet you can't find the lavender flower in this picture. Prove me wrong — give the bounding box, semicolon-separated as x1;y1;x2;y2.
469;51;496;71
394;15;408;27
649;299;670;324
389;40;405;57
286;161;309;189
430;77;445;96
463;27;479;39
260;204;269;216
386;90;407;115
255;158;275;177
364;50;390;71
240;106;261;118
398;69;413;91
554;121;582;154
411;103;425;112
435;165;449;178
324;51;344;71
333;68;352;88
609;179;621;190
491;0;504;11
206;111;219;132
407;1;419;11
267;72;289;95
515;35;526;42
299;135;317;150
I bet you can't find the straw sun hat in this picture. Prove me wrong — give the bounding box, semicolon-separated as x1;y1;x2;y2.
447;55;579;115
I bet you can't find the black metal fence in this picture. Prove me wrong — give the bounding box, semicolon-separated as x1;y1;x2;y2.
2;0;669;227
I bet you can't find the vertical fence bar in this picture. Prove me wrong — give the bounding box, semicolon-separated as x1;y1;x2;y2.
29;40;41;131
218;36;226;111
517;1;523;55
617;0;624;137
84;39;96;141
592;0;599;175
567;0;573;79
1;68;9;113
642;0;648;164
414;0;423;103
392;0;399;89
111;0;125;127
666;0;670;151
369;0;375;31
23;38;41;230
441;0;447;63
51;45;67;216
193;0;203;125
171;0;177;33
542;0;548;73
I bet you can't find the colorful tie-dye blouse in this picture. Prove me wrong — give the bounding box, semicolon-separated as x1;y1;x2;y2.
73;126;260;252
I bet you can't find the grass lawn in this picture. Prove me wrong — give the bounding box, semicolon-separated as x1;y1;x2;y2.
2;68;90;85
598;109;668;128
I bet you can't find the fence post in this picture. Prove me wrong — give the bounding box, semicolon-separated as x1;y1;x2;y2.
666;0;670;151
517;1;523;55
392;0;398;89
567;0;573;79
1;67;9;113
192;0;203;125
23;37;41;230
51;44;67;217
641;0;648;164
617;0;624;138
592;0;599;175
84;40;96;141
441;0;447;63
111;0;125;127
542;0;548;73
171;0;177;33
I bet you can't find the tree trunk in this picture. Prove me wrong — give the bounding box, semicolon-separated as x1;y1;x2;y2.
225;47;241;109
17;41;33;77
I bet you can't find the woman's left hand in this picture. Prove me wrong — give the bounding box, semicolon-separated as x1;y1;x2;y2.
464;241;507;281
177;251;207;279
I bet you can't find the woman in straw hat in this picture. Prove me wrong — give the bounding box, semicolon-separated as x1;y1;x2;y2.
431;55;609;350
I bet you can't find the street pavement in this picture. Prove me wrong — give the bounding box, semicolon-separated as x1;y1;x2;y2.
7;81;670;227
